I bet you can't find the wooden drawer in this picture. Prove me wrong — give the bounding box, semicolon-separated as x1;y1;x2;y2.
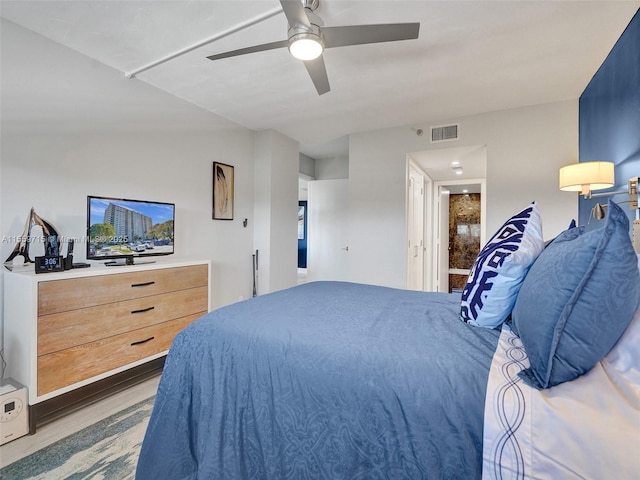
37;314;201;396
38;286;208;356
38;264;208;316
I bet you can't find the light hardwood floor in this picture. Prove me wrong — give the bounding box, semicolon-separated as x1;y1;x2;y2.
0;374;161;468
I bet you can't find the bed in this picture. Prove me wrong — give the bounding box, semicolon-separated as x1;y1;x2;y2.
136;201;640;479
137;282;500;479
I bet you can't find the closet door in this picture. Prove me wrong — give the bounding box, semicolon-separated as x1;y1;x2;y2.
307;179;349;282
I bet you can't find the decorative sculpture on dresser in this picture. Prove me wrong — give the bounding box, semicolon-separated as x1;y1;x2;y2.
4;208;61;265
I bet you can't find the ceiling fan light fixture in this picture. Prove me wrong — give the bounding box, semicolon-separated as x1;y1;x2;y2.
289;33;324;60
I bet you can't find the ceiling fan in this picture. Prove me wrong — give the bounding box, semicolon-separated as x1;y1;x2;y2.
206;0;420;95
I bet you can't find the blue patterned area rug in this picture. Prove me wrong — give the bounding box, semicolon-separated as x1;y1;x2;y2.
0;395;154;480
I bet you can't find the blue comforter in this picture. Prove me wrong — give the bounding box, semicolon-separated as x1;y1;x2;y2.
136;281;500;479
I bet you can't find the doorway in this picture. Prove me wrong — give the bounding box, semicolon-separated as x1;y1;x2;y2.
298;176;311;284
434;181;485;293
406;145;487;292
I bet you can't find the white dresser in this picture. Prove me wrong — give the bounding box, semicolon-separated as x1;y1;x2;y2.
3;260;210;430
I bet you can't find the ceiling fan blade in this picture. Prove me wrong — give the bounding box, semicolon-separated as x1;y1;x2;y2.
322;23;420;48
207;40;289;61
303;55;330;95
280;0;311;29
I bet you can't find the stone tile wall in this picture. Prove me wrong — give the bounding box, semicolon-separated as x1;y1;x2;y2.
448;193;481;293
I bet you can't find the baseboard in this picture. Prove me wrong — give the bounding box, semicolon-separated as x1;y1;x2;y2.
28;357;165;434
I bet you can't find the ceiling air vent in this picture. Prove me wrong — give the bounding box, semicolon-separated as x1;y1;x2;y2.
430;124;459;143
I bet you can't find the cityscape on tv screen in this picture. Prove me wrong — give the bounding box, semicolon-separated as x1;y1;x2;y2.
88;197;174;258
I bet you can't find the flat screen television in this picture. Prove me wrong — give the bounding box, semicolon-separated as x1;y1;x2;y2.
87;195;175;264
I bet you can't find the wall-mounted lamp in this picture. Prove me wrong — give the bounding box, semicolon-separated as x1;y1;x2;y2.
559;161;615;198
589;176;639;221
593;202;607;220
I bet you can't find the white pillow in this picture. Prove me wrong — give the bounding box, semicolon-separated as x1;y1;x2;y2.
460;202;543;328
604;255;640;385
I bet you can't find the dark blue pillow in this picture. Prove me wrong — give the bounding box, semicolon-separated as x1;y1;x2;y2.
512;200;640;389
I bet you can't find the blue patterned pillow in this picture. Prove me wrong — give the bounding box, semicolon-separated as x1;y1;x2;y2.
460;203;543;328
512;200;640;389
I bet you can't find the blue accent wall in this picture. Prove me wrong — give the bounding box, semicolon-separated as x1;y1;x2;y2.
579;8;640;228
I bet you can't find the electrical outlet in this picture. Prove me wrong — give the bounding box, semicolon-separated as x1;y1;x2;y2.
633;220;640;254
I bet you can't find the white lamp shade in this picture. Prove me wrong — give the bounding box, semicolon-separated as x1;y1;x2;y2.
289;34;323;61
559;161;615;193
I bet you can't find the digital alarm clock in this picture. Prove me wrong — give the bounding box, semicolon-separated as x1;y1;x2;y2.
35;255;65;274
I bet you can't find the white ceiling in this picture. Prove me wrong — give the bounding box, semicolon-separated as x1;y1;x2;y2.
410;144;487;181
1;1;638;159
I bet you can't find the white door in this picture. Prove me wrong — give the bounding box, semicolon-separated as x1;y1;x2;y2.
407;166;425;290
308;179;349;282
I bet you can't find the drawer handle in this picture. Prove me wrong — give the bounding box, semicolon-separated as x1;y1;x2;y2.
131;306;155;314
131;281;155;287
131;336;155;346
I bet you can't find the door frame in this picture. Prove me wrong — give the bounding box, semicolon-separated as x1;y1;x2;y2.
431;178;486;292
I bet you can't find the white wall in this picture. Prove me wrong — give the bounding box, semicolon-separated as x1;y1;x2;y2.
0;20;581;339
315;155;349;180
254;130;299;294
347;101;579;288
299;153;316;179
0;18;257;331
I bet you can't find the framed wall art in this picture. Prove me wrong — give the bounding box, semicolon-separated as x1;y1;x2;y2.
212;162;234;220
